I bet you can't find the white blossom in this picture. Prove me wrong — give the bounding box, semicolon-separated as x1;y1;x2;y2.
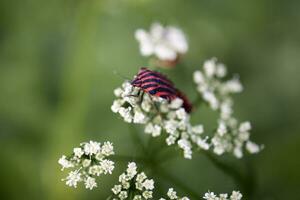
73;147;84;158
167;188;178;199
196;137;210;150
101;141;114;156
161;188;242;200
84;177;97;190
217;121;227;136
224;79;243;93
58;155;74;170
203;191;216;200
192;125;204;134
114;87;123;97
170;98;184;109
230;191;243;200
111;100;123;113
216;63;227;78
135;22;188;61
246;141;261;154
84;141;101;155
239;121;251;133
193;71;205;84
204;59;217;78
203;191;242;200
143;179;154;190
100;159;115;174
65;170;81;188
111;162;155;199
112;184;122;195
58;140;115;190
178;139;193;159
194;58;262;158
143;190;153;199
118;191;128;200
133;109;147;123
136;172;147;183
119;107;133;123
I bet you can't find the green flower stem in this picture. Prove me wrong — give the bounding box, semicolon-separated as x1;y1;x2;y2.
105;195;112;200
155;166;200;200
128;124;147;155
202;151;255;198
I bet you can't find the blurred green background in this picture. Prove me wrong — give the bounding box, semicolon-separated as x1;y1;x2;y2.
1;0;300;199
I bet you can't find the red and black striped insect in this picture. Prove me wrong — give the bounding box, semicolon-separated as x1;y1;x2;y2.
131;67;192;113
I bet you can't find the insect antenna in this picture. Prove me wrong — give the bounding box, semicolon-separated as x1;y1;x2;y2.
113;70;131;80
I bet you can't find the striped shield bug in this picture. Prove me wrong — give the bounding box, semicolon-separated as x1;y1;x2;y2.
131;67;192;113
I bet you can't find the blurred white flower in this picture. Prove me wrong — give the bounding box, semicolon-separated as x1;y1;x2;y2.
58;141;115;190
194;58;262;158
73;147;84;158
246;141;261;154
204;59;217;78
135;22;188;61
239;121;251;133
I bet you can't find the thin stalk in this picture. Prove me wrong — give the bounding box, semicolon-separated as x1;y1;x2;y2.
128;124;147;155
203;151;255;198
105;195;112;200
204;152;244;183
155;166;199;200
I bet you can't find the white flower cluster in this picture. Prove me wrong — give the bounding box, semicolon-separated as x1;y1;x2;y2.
159;188;190;200
193;58;262;158
111;162;155;200
58;141;115;190
111;82;209;159
135;22;188;61
203;191;242;200
159;188;242;200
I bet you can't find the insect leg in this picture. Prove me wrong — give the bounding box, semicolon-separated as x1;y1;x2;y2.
139;91;145;103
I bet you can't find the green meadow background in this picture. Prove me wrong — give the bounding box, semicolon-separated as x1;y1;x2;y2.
0;0;299;199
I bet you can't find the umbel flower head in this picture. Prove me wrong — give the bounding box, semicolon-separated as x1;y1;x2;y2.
58;141;115;190
158;188;243;200
111;73;209;159
135;22;188;67
193;58;262;158
111;162;155;200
